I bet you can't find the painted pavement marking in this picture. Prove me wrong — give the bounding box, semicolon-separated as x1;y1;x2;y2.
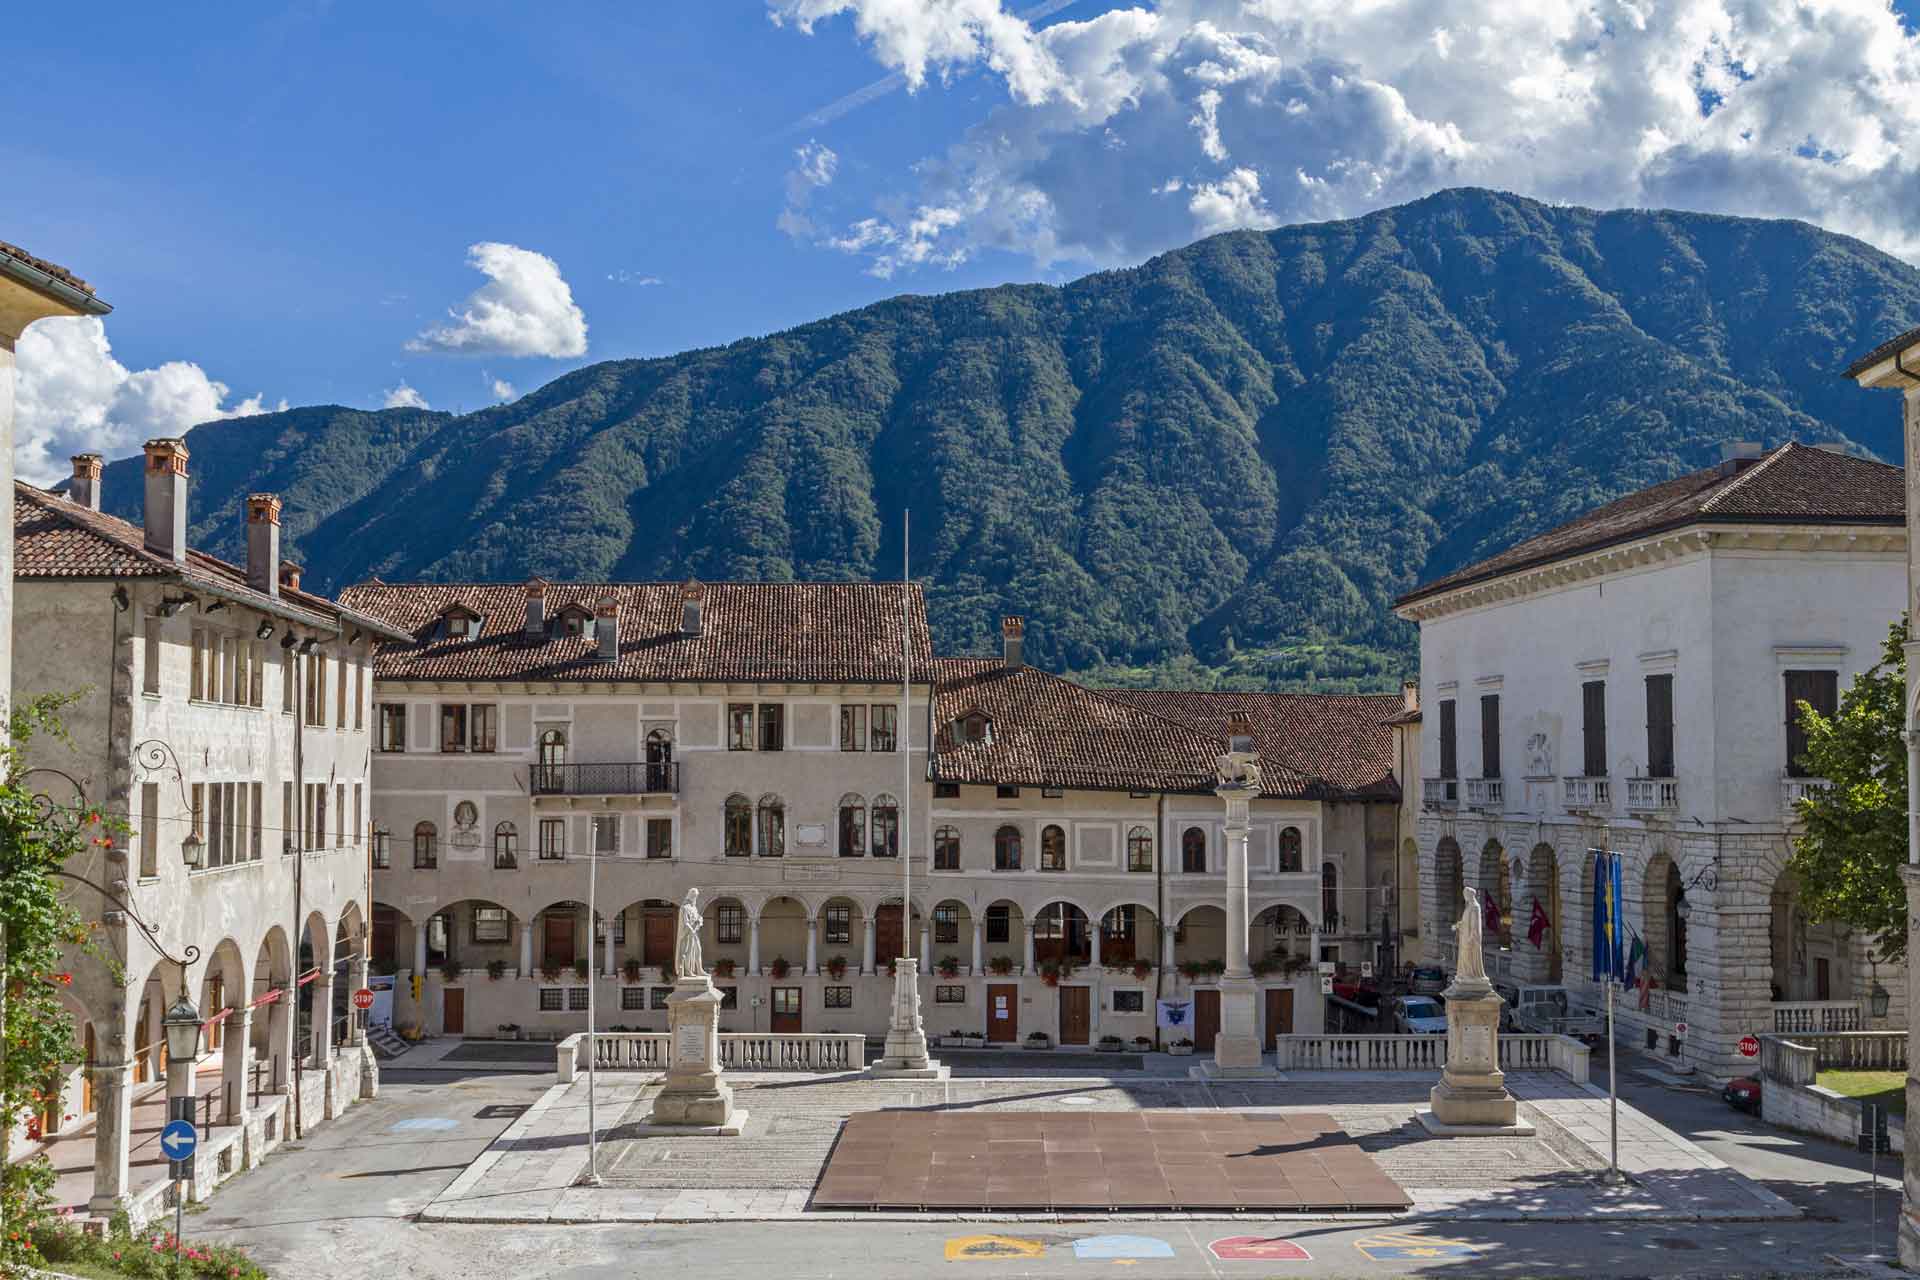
945;1235;1045;1260
1354;1231;1487;1262
1209;1236;1312;1262
389;1117;461;1132
1072;1235;1174;1260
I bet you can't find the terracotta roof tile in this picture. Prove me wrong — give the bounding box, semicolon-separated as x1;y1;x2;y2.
0;239;96;296
338;580;933;685
1846;326;1920;380
1101;689;1402;800
1397;443;1903;607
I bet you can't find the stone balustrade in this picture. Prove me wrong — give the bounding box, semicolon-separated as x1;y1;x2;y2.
556;1031;866;1080
1757;1030;1906;1082
1772;1001;1863;1034
1271;1033;1588;1083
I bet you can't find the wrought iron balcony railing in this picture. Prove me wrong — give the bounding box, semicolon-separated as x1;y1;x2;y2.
530;761;681;797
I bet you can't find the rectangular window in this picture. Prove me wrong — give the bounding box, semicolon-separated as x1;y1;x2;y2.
336;783;346;847
825;986;853;1009
139;781;159;878
592;815;621;855
440;704;468;753
308;652;327;727
840;704;866;751
1480;693;1501;778
250;641;265;707
646;818;672;860
1113;990;1145;1014
1645;674;1675;779
351;783;361;848
1581;680;1607;777
470;704;498;753
190;627;207;700
996;785;1019;799
353;660;364;729
372;829;390;870
621;987;645;1011
758;703;784;752
933;904;959;945
727;703;754;750
870;703;897;752
651;987;673;1010
718;986;738;1011
143;619;162;695
539;988;563;1012
1784;669;1839;778
251;782;263;858
208;783;223;866
934;782;960;799
717;903;743;945
934;985;966;1005
986;904;1010;945
282;647;296;713
1438;698;1457;779
824;904;850;945
771;988;801;1016
473;907;510;944
538;819;566;860
378;704;406;752
568;988;590;1012
282;782;294;853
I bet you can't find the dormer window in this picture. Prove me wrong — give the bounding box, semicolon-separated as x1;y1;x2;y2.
438;603;482;640
952;710;992;745
555;604;592;637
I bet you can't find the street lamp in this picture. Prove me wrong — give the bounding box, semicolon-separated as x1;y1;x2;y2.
180;831;204;871
1674;893;1690;923
162;991;203;1064
1871;982;1892;1019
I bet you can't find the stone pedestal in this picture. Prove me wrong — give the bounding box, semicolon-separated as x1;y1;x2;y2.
646;976;745;1133
869;955;949;1080
1419;976;1532;1137
1191;976;1276;1079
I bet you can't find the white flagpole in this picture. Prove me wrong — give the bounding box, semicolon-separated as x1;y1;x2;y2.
585;844;600;1186
1605;850;1620;1184
902;511;911;961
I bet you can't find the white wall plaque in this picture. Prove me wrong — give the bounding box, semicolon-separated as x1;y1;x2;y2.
675;1022;707;1066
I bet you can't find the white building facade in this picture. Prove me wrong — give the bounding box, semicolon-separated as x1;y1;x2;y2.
1396;443;1907;1077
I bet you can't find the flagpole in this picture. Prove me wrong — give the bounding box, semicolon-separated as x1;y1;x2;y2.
1606;973;1619;1182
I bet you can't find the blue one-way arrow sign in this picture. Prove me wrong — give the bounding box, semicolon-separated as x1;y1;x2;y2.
160;1119;197;1161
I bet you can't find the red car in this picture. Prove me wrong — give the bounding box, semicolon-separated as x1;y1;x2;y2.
1722;1076;1761;1114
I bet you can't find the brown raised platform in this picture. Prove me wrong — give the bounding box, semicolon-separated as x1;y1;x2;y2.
812;1110;1412;1212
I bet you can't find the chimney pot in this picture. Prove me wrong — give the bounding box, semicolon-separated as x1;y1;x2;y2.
595;597;620;661
1001;615;1025;669
681;579;706;636
524;577;548;635
69;453;103;512
1402;679;1419;713
141;438;190;563
1226;709;1257;756
279;561;303;593
246;494;281;598
1719;440;1764;464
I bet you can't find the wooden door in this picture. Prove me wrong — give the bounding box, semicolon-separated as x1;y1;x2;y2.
771;987;802;1033
82;1025;96;1114
875;905;903;969
1816;957;1831;1002
643;909;674;967
544;915;575;968
1264;988;1294;1050
373;906;398;972
1193;989;1221;1052
1058;986;1090;1045
443;987;465;1036
987;984;1019;1042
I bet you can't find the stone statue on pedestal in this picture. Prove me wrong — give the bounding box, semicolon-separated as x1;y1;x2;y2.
675;887;705;979
1455;887;1487;983
1420;890;1527;1136
645;886;744;1133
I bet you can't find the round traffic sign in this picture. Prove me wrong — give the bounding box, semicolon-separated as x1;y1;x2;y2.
352;987;375;1011
1739;1035;1760;1057
1675;1021;1689;1038
160;1119;198;1161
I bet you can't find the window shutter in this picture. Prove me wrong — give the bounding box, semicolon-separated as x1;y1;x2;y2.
1480;694;1501;779
1581;681;1607;778
1438;700;1457;780
1783;670;1838;777
1645;674;1674;778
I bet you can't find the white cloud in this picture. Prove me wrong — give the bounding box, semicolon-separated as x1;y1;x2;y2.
770;0;1920;271
607;270;663;286
778;140;841;239
488;376;516;402
408;242;588;358
383;382;430;410
13;317;281;486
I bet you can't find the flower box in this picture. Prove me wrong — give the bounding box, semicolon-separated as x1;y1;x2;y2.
1024;1034;1053;1051
1168;1041;1194;1057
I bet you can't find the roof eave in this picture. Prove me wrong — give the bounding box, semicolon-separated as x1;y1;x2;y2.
0;252;110;318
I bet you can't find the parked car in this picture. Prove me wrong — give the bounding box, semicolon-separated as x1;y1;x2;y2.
1509;984;1605;1045
1722;1076;1761;1114
1408;966;1448;996
1392;996;1448;1035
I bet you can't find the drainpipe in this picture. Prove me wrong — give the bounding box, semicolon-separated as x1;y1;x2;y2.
1154;792;1166;1051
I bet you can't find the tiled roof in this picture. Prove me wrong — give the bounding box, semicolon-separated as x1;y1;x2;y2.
0;239;97;296
1397;443;1904;607
13;483;404;638
1846;326;1920;380
338;580;934;685
1101;689;1402;800
926;658;1225;795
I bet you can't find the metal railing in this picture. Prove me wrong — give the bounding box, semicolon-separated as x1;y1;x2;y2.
1625;776;1680;812
1781;775;1833;814
1422;778;1458;810
1464;778;1504;810
1562;776;1611;811
530;761;681;797
555;1030;866;1079
1773;1001;1864;1035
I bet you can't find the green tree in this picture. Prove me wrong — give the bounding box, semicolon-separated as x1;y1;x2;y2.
1788;617;1910;963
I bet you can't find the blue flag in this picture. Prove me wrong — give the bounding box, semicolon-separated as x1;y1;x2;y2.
1591;850;1609;981
1611;852;1626;983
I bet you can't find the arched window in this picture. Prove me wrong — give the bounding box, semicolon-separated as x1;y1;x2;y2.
371;826;391;870
539;729;567;765
724;794;752;858
1279;826;1303;873
1321;861;1338;931
871;794;899;858
838;793;866;858
1126;825;1153;873
757;795;785;858
494;821;518;870
536;728;567;791
934;825;961;871
994;825;1023;871
1040;824;1066;871
1182;826;1207;874
646;728;674;791
413;821;437;869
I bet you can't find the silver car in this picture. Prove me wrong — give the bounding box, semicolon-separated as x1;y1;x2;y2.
1394;996;1448;1035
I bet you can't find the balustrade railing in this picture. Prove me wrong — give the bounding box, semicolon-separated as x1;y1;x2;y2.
1625;777;1680;812
1780;775;1833;815
1561;776;1611;811
1773;1001;1862;1035
556;1030;866;1079
1464;778;1504;810
1271;1033;1587;1082
1422;778;1459;810
1759;1030;1905;1078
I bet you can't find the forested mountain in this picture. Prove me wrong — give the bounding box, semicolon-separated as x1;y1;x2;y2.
92;189;1920;690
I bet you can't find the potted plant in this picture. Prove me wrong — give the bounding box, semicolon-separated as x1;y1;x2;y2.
1038;960;1061;988
1025;1031;1053;1051
1131;959;1153;981
712;957;737;978
1096;1034;1124;1053
1131;1036;1153;1051
541;963;564;983
1168;1037;1195;1057
439;960;463;984
937;955;961;979
825;955;847;980
487;959;508;981
497;1022;519;1040
624;958;643;983
769;956;791;979
573;958;590;982
1251;956;1276;979
1178;960;1207;982
1204;958;1226;978
988;955;1014;976
963;1030;987;1049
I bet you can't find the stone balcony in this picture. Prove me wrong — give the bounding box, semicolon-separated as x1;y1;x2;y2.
1561;776;1611;812
1780;775;1832;816
1422;777;1459;810
1624;776;1679;814
1463;777;1504;811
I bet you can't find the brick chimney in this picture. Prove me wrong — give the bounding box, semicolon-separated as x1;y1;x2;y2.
1001;616;1025;669
681;579;706;637
280;561;302;593
595;597;620;661
1226;709;1256;756
69;453;102;512
523;578;548;635
246;494;281;598
1401;679;1418;714
141;438;189;563
1719;440;1763;467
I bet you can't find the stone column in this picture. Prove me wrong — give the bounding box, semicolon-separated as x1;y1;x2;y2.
1022;923;1036;975
518;919;532;978
861;914;877;976
222;1009;252;1123
311;975;334;1068
1210;747;1265;1075
602;920;616;978
87;1059;135;1213
748;914;762;976
919;920;931;974
804;916;818;976
1162;921;1177;970
413;927;427;986
1088;919;1102;970
971;919;983;976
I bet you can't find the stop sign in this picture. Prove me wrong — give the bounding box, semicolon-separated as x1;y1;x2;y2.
1739;1035;1760;1057
352;987;375;1011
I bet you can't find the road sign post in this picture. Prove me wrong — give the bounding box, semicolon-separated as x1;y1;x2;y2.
352;987;374;1010
161;1116;198;1257
1738;1034;1760;1058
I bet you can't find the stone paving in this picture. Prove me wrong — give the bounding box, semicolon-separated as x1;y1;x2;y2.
419;1069;1800;1225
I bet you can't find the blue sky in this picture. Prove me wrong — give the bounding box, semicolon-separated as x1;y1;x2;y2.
6;0;1920;481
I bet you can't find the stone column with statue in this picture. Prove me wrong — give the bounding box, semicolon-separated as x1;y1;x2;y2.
1196;712;1277;1078
1419;886;1531;1135
646;888;746;1133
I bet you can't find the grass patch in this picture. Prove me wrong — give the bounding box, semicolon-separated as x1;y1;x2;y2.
1817;1070;1905;1114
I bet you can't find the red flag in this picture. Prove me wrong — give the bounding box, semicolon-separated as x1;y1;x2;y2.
1527;897;1549;949
1483;891;1503;932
